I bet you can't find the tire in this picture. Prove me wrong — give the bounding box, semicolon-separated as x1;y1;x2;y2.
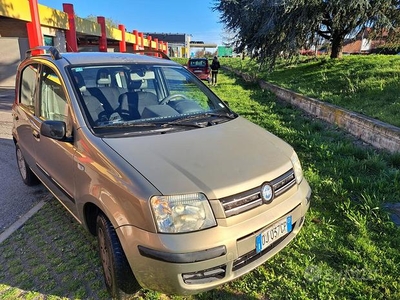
15;144;39;186
96;213;140;299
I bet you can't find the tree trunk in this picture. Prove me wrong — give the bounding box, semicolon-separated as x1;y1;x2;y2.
330;34;344;59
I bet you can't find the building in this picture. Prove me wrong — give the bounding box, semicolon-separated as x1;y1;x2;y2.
342;28;389;54
144;33;190;58
144;33;217;58
0;0;169;87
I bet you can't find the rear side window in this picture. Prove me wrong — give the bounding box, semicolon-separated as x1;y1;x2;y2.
20;64;39;113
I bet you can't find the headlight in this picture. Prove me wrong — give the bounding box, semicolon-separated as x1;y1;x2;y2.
291;151;304;184
150;193;216;233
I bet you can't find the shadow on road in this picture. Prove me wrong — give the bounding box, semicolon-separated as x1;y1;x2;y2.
0;137;49;234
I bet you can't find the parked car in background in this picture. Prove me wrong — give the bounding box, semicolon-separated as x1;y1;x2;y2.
187;57;210;82
12;46;311;298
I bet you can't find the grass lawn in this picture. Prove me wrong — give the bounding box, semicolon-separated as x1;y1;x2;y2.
218;55;400;127
1;69;400;299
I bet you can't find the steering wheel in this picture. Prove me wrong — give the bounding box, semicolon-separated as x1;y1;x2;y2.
160;93;188;105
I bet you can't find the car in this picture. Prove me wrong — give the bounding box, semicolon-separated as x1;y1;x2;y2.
187;57;210;82
12;46;311;298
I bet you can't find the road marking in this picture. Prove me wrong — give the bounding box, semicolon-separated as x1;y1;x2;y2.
0;200;46;244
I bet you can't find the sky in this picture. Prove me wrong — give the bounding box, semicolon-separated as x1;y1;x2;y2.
38;0;226;46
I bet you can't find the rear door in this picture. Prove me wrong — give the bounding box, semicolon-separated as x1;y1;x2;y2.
13;63;40;171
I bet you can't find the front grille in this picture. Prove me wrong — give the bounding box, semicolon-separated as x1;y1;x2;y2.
220;169;296;217
182;265;226;284
232;222;296;271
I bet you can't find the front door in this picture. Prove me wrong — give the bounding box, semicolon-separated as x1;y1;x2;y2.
33;63;78;217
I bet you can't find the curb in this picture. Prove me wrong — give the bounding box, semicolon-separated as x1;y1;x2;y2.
224;67;400;153
0;200;46;244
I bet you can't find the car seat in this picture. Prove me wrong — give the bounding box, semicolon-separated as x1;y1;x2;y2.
74;72;107;124
128;80;158;115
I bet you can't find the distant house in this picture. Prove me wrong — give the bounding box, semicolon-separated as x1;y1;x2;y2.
342;28;388;54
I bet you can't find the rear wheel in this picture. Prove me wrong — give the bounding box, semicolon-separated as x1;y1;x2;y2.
96;213;140;299
15;144;39;186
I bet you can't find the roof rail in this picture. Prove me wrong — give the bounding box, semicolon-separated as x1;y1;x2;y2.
132;49;170;60
25;46;62;60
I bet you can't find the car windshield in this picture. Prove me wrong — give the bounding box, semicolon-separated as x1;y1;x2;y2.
69;63;235;136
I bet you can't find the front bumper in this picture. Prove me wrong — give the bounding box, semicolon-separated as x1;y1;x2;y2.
117;179;311;295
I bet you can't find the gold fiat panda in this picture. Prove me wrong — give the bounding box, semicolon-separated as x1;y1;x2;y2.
12;46;311;298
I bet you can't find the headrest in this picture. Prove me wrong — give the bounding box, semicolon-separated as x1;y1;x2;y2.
97;77;111;85
96;68;111;86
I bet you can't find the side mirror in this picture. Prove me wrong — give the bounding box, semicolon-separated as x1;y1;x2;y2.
40;120;67;141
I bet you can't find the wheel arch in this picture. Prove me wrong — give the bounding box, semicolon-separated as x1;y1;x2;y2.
83;201;101;236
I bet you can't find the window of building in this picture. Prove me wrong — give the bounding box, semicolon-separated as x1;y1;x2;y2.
44;35;54;46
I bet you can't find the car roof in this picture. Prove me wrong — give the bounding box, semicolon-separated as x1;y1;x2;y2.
25;47;179;67
61;52;178;66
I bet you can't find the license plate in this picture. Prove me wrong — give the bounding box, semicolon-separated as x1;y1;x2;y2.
256;216;292;253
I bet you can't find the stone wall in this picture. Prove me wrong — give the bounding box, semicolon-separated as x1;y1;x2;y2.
225;67;400;153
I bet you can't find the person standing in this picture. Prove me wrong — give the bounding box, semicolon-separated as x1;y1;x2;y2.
210;56;221;86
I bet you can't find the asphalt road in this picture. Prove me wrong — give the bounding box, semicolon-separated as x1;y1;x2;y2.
0;88;49;235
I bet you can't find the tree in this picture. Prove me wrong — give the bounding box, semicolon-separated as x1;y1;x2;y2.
86;14;120;28
213;0;400;66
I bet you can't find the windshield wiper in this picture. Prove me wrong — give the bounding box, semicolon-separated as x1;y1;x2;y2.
165;111;236;124
94;121;159;129
159;112;237;128
204;112;237;119
161;121;207;128
94;111;237;130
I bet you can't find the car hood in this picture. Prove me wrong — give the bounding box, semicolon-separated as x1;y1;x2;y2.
102;117;294;199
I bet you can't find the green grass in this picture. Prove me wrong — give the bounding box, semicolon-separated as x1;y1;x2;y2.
1;69;400;299
0;200;110;300
219;55;400;127
208;70;400;299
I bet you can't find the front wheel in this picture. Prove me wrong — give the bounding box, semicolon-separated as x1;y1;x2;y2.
96;213;140;299
15;144;39;186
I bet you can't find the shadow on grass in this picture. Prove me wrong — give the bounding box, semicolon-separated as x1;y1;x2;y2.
0;198;266;300
0;199;110;299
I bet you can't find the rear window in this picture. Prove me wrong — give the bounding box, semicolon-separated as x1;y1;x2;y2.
189;59;207;68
